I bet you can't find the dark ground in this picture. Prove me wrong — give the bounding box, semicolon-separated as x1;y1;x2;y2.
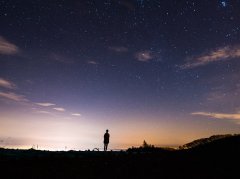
0;135;239;179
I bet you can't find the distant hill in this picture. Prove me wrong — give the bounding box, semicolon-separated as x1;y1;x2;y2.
180;134;240;149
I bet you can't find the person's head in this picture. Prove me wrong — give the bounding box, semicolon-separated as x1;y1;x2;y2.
106;129;109;133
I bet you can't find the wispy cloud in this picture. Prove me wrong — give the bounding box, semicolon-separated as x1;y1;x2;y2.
87;60;98;65
181;45;240;69
36;102;56;107
207;91;227;101
0;36;19;55
202;72;240;105
36;110;51;114
0;78;16;89
135;51;154;62
192;111;240;122
50;53;74;64
0;91;28;102
53;107;65;112
71;113;81;116
109;46;128;52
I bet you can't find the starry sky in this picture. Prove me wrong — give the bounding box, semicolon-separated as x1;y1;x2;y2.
0;0;240;150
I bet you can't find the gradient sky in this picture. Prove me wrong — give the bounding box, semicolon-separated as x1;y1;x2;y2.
0;0;240;151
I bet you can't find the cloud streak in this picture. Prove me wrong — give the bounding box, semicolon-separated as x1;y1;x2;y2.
135;51;154;62
0;91;28;102
71;113;81;116
53;107;65;112
0;78;16;89
36;110;51;114
182;45;240;69
36;102;56;107
0;36;19;55
87;60;98;65
192;111;240;123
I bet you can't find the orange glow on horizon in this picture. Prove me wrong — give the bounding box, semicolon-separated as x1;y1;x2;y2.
1;109;239;151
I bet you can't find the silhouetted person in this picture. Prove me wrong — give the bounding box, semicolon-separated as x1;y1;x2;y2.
104;129;110;151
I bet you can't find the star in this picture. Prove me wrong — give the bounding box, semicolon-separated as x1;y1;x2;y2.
220;1;227;7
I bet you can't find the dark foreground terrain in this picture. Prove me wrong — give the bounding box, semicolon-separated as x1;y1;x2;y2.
0;134;239;179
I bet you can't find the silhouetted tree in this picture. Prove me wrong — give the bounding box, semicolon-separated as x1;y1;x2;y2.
142;140;154;148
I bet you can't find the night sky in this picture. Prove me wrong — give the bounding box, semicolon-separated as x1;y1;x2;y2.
0;0;240;150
